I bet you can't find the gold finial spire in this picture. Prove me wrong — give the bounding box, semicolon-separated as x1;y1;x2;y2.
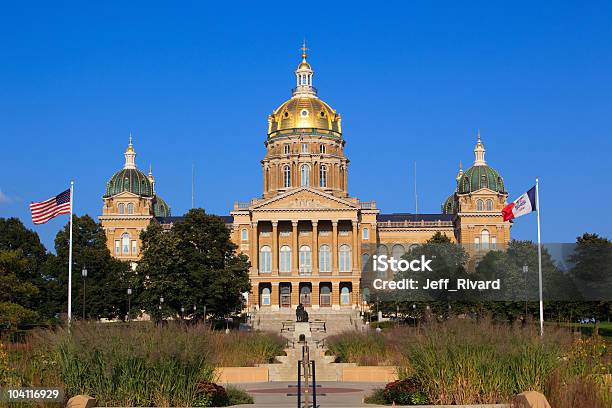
149;163;153;177
456;160;464;181
301;39;308;61
477;128;481;142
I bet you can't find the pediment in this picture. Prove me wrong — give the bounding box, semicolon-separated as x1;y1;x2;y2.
253;188;358;211
106;191;148;200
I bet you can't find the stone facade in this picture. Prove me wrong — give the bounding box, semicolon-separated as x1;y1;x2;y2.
100;46;512;311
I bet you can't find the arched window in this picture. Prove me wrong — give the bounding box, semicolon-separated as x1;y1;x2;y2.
300;164;310;187
320;144;326;154
340;286;350;305
283;165;291;188
121;233;130;254
476;199;484;211
486;199;493;211
481;229;490;250
339;244;351;272
474;237;480;250
480;175;488;188
301;143;308;153
320;284;331;307
261;287;271;306
280;245;291;273
259;246;271;273
392;244;405;260
377;244;388;256
319;165;327;188
299;245;312;274
284;144;290;155
362;227;369;240
118;203;125;214
241;228;248;241
127;203;134;214
319;245;331;272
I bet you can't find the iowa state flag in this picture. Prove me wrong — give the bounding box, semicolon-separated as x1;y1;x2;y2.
502;186;536;221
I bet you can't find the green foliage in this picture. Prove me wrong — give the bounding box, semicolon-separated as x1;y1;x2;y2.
0;302;39;327
135;209;250;320
382;378;428;405
45;215;131;320
225;386;254;405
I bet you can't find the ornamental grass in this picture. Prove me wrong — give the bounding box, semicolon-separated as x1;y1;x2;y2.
327;318;611;406
2;322;284;407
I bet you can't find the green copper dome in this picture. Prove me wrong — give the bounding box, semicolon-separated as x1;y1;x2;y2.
458;165;505;194
153;195;171;217
442;194;457;214
105;168;153;197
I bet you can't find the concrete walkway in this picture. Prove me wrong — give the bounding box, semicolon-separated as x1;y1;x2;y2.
230;381;386;407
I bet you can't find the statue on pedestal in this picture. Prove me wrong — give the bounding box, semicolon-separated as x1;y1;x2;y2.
296;303;309;322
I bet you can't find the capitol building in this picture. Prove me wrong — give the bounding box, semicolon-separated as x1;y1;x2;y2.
99;46;511;311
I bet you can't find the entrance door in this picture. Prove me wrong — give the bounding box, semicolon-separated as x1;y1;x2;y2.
300;284;312;307
280;284;291;308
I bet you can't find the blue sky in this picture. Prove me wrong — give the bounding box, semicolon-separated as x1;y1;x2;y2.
1;1;611;252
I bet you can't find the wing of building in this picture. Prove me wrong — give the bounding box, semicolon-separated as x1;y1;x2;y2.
100;46;511;310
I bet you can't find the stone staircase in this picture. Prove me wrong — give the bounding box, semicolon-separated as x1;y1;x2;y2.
251;309;364;381
260;342;356;381
252;307;363;336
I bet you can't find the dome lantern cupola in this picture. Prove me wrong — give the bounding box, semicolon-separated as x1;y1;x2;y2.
473;129;486;166
124;132;137;169
293;41;316;98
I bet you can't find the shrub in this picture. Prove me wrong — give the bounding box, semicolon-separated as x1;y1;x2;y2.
383;378;428;405
226;385;254;405
194;381;229;407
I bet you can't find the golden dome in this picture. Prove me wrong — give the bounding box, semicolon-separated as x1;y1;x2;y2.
268;96;342;137
268;43;341;137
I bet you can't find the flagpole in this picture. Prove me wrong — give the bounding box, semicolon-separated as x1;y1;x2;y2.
536;177;543;337
68;181;74;327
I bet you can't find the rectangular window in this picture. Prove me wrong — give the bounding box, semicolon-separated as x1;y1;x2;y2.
115;240;120;255
301;143;308;153
491;237;497;249
474;237;480;251
299;251;312;274
131;241;137;256
362;228;369;240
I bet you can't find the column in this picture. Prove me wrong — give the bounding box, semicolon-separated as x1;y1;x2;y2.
250;222;258;272
312;281;320;308
271;282;279;309
272;221;278;274
332;221;338;273
332;282;340;308
250;283;259;308
291;282;300;306
352;221;359;274
292;221;299;275
312;221;318;274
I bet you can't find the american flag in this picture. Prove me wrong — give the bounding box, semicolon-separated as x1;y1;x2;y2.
30;188;71;225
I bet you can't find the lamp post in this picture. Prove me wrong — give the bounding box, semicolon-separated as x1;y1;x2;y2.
81;267;87;320
159;296;164;323
127;288;132;321
523;264;529;319
181;306;185;321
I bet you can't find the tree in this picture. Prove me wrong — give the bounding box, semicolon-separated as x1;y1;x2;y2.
135;209;250;320
45;215;131;320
